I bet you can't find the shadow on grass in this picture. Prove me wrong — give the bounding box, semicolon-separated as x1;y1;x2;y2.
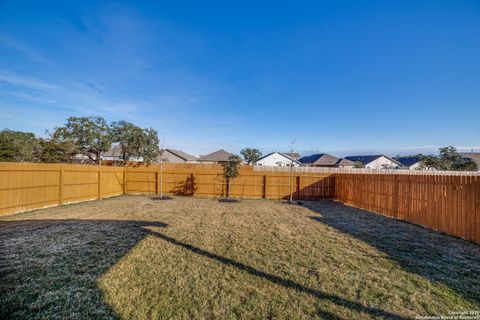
150;230;407;320
0;217;408;319
0;219;166;320
303;200;480;305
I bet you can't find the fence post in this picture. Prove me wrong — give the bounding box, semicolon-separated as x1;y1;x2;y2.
191;173;195;196
296;176;301;200
59;168;64;205
98;169;102;200
123;168;127;194
263;175;267;199
392;175;399;218
156;171;159;194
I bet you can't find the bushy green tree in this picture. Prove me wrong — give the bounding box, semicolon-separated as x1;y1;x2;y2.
34;138;77;163
223;155;242;198
0;129;38;162
353;161;364;169
419;155;441;170
52;117;111;164
438;146;463;169
240;148;262;165
420;146;478;171
110;121;160;163
141;128;160;164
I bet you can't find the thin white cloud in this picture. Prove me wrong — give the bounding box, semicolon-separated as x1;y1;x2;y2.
0;71;58;90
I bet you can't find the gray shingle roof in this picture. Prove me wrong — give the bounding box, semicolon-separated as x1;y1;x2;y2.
336;158;355;166
299;153;339;165
165;149;197;161
198;149;232;162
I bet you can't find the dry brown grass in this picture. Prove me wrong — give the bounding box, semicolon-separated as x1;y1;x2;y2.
1;195;479;319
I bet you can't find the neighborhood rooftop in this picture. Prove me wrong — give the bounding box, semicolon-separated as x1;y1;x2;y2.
299;153;338;166
255;152;300;163
198;149;232;162
164;149;197;161
395;156;422;167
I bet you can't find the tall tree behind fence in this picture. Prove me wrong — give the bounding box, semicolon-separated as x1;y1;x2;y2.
0;162;479;244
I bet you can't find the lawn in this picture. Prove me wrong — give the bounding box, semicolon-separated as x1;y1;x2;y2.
1;196;479;319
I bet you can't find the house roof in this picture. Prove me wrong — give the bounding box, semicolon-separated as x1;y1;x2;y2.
164;149;197;161
255;152;300;164
395;156;422;167
344;154;401;165
299;153;339;165
198;149;232;162
336;158;355;166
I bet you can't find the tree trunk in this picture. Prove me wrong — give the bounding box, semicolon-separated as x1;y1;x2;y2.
226;177;230;198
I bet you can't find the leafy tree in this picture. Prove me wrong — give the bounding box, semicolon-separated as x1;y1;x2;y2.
452;159;478;171
0;129;38;162
223;155;242;198
353;161;365;169
240;148;262;165
34;138;77;163
419;155;440;170
110;121;160;163
438;146;463;169
52;117;111;164
419;146;478;171
141;128;160;164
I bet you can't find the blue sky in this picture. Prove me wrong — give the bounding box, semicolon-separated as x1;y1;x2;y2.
0;0;479;156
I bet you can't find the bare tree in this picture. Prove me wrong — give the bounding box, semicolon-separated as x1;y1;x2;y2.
159;139;166;198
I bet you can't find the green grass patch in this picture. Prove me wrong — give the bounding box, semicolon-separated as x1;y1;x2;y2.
1;196;479;319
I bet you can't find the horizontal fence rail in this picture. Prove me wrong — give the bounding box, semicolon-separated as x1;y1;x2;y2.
254;165;480;176
0;162;479;244
125;165;335;200
335;173;480;243
0;162;125;215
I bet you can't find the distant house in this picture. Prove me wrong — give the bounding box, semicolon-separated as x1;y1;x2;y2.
299;153;355;168
160;149;197;163
459;152;480;170
100;145;143;162
254;152;300;167
336;158;356;168
344;155;401;170
284;152;300;161
395;156;423;170
100;145;123;161
197;149;233;164
299;153;339;167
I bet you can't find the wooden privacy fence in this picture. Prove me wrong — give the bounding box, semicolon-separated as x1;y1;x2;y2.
125;164;335;200
0;162;125;215
335;173;480;243
1;162;479;244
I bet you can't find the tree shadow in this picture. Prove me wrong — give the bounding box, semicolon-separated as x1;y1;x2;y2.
281;176;336;201
173;174;198;196
149;230;407;320
302;200;480;305
1;216;408;319
0;219;167;319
